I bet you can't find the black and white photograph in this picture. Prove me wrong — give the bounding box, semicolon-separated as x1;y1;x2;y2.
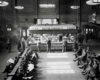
0;0;100;80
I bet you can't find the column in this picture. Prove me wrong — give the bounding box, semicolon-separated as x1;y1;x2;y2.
25;29;27;38
20;28;23;37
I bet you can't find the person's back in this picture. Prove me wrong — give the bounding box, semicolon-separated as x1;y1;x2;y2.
47;39;51;52
37;40;41;47
37;39;41;52
77;47;82;56
62;39;67;46
21;37;27;50
62;39;67;52
78;35;84;45
47;39;51;47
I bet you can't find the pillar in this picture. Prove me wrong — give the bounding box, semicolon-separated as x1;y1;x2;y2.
25;29;27;38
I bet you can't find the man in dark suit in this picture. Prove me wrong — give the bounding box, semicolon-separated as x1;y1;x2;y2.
47;39;51;52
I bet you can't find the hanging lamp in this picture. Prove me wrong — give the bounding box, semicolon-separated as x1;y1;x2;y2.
0;1;9;6
86;0;100;5
14;0;24;10
70;6;80;9
15;6;24;10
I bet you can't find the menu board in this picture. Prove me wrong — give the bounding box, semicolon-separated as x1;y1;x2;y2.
29;24;76;30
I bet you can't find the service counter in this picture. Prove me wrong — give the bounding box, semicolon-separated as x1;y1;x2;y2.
29;42;73;51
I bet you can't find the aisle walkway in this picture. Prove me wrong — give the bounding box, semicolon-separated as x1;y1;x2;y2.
37;52;86;80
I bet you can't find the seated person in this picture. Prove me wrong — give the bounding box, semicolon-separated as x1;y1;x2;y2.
74;48;87;65
73;40;78;52
83;57;99;80
2;58;15;74
73;46;83;59
85;46;96;58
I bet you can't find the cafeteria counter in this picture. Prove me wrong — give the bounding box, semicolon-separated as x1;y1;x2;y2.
29;42;73;51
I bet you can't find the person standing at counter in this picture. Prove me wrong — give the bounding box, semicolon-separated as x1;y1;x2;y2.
37;39;41;52
62;36;67;52
20;37;28;51
47;38;51;52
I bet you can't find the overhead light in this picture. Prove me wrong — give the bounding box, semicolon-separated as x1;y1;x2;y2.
93;13;96;16
70;6;80;9
93;0;100;3
14;6;24;10
39;4;55;8
86;0;100;5
7;28;11;31
0;1;9;6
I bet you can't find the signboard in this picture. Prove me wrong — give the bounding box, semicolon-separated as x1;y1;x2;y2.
28;24;76;30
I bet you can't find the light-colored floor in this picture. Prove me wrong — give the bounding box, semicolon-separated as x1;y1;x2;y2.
0;39;100;80
37;52;86;80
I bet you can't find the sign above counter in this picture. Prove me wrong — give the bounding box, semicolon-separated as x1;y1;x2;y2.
28;24;77;30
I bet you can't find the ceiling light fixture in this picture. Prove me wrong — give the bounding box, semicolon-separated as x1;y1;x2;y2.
14;6;24;10
39;4;55;8
86;0;100;5
70;6;80;9
0;1;9;6
93;0;100;3
14;0;24;10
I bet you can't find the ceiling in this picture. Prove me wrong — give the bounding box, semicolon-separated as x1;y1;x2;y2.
0;0;98;29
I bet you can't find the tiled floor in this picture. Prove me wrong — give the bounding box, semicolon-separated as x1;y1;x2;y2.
37;52;85;80
0;39;100;80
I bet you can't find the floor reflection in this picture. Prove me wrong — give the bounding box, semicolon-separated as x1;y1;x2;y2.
47;53;68;58
47;70;75;74
47;62;71;65
47;62;75;74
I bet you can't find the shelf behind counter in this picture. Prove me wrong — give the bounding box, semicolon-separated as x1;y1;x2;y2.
29;42;73;51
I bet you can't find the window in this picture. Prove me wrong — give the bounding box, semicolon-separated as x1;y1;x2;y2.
37;19;58;24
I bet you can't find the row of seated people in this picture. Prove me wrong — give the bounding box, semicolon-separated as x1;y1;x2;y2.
73;46;100;80
2;50;24;80
14;48;39;80
2;48;39;80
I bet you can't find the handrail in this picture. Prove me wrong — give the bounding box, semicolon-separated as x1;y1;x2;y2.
6;48;29;80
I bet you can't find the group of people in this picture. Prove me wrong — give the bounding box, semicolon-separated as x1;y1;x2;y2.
15;48;39;80
2;51;22;80
73;45;100;80
36;37;68;53
27;33;75;52
35;38;51;52
2;47;39;80
5;36;28;53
